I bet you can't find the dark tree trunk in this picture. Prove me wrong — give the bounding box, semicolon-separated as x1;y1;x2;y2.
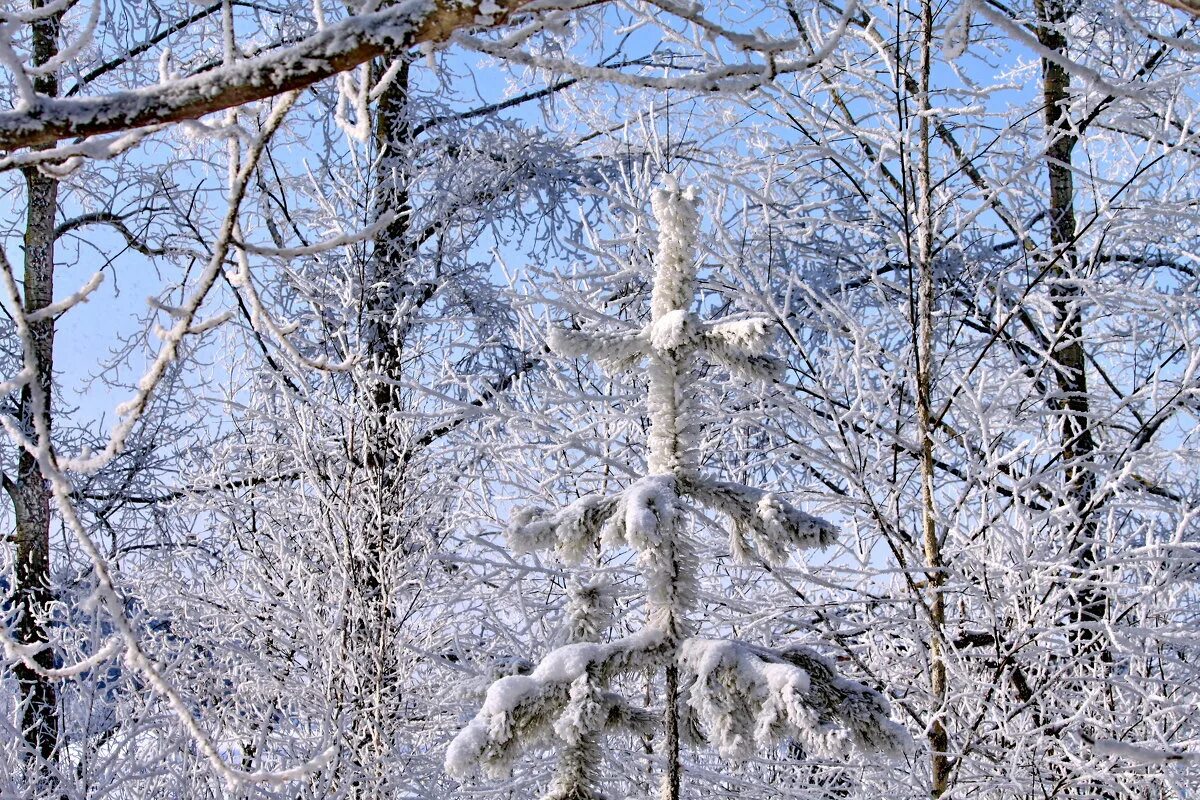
1035;0;1109;658
8;0;62;769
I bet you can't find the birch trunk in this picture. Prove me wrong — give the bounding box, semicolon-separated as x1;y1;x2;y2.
912;1;949;794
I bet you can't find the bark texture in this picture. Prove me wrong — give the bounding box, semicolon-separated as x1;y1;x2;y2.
1035;0;1109;658
914;1;949;794
7;0;62;769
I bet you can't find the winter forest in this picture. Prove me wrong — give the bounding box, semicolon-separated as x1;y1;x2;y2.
2;0;1200;798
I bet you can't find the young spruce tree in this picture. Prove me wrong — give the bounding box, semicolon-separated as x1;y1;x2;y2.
446;181;909;799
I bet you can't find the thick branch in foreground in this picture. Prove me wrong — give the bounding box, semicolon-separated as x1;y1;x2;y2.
1152;0;1200;16
0;0;535;151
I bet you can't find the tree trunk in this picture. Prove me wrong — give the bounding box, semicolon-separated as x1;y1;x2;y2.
645;185;702;800
339;49;416;798
913;1;949;794
1035;0;1108;659
7;0;62;770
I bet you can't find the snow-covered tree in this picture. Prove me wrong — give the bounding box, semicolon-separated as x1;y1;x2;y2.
445;181;909;800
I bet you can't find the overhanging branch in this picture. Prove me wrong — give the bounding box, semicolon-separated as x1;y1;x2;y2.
0;0;537;151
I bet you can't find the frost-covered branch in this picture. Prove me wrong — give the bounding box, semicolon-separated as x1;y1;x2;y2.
679;639;910;760
445;629;665;779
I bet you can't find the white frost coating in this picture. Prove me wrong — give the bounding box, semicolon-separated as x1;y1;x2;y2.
239;208;403;258
680;639;911;760
508;475;695;630
24;0;101;78
698;314;783;382
1094;738;1200;765
455;0;859;100
507;494;618;562
553;672;605;741
618;474;677;549
649;183;700;325
334;67;372;143
679;638;812;760
0;0;76;25
605;474;696;632
704;314;775;355
1;635;121;680
942;0;975;59
649;308;694;352
0;24;38;108
970;2;1136;98
0;126;157;174
564;578;612;644
445;629;667;779
548;325;646;372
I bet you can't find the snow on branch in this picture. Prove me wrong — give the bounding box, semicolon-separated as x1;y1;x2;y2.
0;0;536;151
509;475;684;563
549;312;782;379
679;639;911;761
697;313;785;380
1093;738;1200;765
691;479;837;566
508;493;622;563
445;630;665;779
703;314;776;356
1;634;122;680
25;271;103;321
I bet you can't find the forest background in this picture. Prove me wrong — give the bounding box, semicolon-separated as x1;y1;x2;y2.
0;0;1199;798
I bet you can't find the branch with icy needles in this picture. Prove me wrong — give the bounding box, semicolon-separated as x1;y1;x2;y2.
509;474;836;570
447;632;911;781
445;629;666;779
550;309;782;380
508;474;683;564
679;639;911;760
691;479;837;566
547;325;646;373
